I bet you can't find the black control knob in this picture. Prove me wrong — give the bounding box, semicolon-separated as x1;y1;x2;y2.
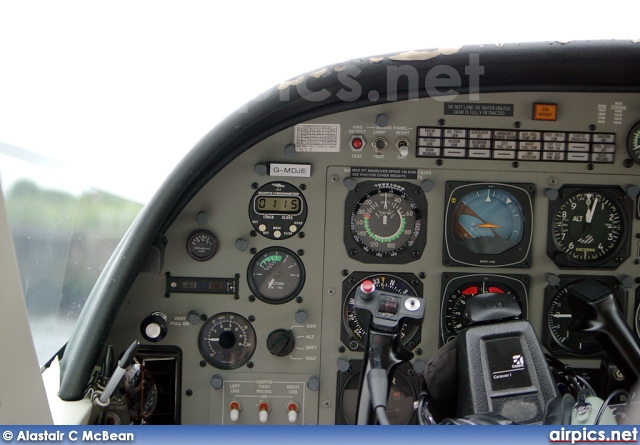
266;329;295;357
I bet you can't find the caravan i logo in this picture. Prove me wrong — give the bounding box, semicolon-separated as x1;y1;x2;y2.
512;354;525;369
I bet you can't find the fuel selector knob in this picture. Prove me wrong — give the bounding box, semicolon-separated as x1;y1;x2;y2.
266;329;295;356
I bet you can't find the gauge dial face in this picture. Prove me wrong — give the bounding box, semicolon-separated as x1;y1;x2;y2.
549;187;628;267
627;120;640;165
247;247;305;304
338;365;417;425
452;188;524;252
546;285;603;356
198;312;256;369
342;273;420;350
443;182;533;268
440;274;528;345
187;230;217;261
346;182;427;263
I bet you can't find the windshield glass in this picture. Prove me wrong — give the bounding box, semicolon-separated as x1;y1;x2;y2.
0;153;141;365
0;0;635;368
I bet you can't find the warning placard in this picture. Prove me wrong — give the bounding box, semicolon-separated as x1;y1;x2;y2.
444;103;514;117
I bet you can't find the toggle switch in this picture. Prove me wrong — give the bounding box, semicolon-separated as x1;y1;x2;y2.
229;401;242;422
257;401;271;423
286;401;299;423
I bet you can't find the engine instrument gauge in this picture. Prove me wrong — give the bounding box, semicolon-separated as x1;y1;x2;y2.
247;247;305;304
187;230;218;261
543;276;627;357
198;312;256;369
547;185;631;269
440;273;529;345
443;182;534;267
341;272;422;351
344;181;427;264
336;361;419;425
249;182;307;240
626;120;640;165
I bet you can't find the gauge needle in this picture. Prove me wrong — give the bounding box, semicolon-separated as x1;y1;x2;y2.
384;193;388;209
585;196;599;224
267;278;275;289
551;314;572;318
206;337;220;341
476;223;502;229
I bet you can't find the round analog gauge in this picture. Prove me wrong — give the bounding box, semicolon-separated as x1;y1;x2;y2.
347;182;426;262
636;301;640;338
441;276;527;345
338;365;417;425
546;284;603;356
452;188;524;252
443;182;533;268
187;230;217;261
626;120;640;164
247;247;305;304
342;273;421;351
249;182;307;240
198;312;256;369
549;187;629;268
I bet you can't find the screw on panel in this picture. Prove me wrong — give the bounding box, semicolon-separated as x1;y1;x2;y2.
186;389;193;396
624;159;634;168
349;249;357;256
200;314;207;321
514;121;522;129
589;125;597;131
419;272;426;279
415;348;423;356
438;119;445;126
298;232;305;239
338;346;345;353
587;164;594;171
331;174;340;183
296;296;303;303
249;315;256;322
249;295;256;302
436;159;443;166
247;362;254;369
327;287;336;296
250;248;257;254
199;361;206;368
341;269;349;276
297;249;304;256
300;184;307;191
251;183;259;190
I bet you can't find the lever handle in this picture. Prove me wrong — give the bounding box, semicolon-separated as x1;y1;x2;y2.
567;278;640;384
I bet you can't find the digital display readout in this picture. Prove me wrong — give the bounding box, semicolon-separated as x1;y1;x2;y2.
255;196;301;214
